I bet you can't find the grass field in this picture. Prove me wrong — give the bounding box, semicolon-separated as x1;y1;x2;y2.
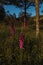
0;23;43;65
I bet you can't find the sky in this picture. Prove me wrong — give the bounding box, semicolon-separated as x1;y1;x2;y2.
3;3;43;18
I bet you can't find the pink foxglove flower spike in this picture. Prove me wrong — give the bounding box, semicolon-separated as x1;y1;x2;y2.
19;31;24;49
24;18;27;28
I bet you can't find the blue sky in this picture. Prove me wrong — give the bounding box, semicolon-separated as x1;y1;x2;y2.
4;3;43;18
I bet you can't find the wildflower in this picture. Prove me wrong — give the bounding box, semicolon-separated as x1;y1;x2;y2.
24;18;27;28
19;31;24;49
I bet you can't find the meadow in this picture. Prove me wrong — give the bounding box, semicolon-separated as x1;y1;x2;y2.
0;22;43;65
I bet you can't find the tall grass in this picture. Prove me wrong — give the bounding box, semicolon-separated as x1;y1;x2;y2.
0;23;43;65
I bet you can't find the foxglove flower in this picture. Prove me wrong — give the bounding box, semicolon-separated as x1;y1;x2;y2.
19;32;24;49
24;18;27;28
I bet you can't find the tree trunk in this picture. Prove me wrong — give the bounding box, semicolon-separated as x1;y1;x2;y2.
24;0;27;28
35;0;39;38
24;0;26;18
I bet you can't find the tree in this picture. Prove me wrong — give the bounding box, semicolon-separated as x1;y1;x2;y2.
0;4;5;21
28;0;43;38
13;0;32;28
2;0;32;28
6;0;42;36
35;0;39;38
1;0;42;34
